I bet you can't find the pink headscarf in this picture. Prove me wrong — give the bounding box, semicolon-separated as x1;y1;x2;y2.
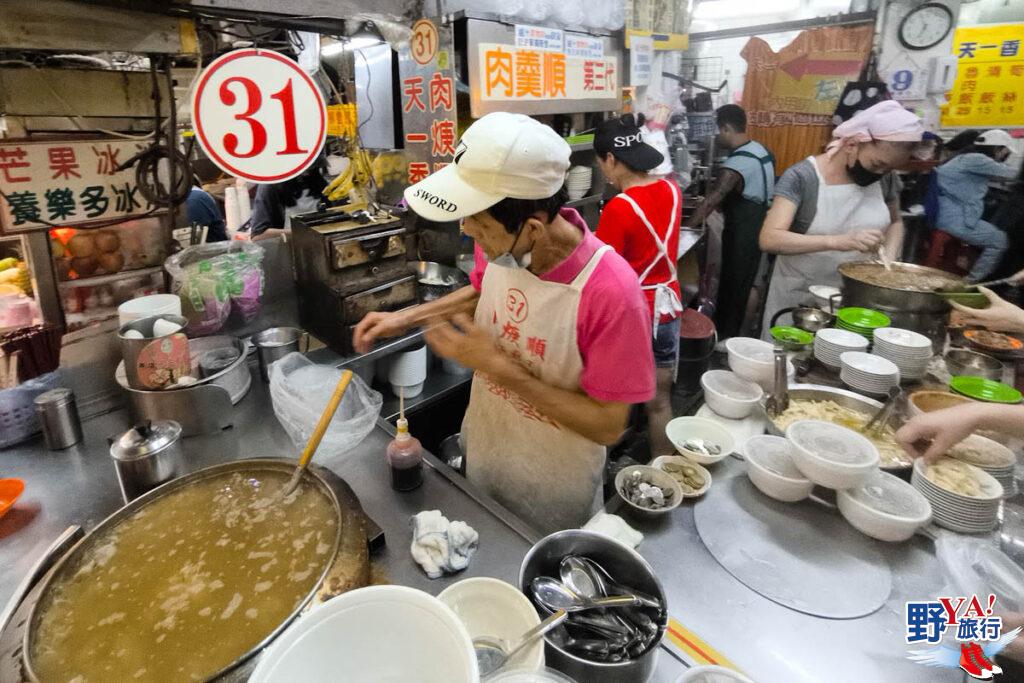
825;100;924;157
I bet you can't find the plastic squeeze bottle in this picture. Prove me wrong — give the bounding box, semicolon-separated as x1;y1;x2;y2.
387;417;423;491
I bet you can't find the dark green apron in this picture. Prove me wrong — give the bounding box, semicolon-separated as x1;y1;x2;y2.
714;145;774;339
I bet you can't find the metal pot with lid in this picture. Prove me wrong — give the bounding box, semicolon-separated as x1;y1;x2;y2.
109;419;184;502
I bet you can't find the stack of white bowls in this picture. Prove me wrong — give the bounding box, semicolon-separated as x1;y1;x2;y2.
872;327;933;381
814;328;868;370
840;351;900;396
949;434;1018;498
566;166;593;201
911;458;1003;533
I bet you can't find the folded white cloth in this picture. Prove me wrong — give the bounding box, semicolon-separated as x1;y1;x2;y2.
583;512;643;549
410;510;479;579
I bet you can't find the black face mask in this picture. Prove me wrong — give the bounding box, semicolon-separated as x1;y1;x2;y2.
848;158;883;187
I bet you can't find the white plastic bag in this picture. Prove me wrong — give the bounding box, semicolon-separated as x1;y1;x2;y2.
935;534;1024;614
269;352;383;467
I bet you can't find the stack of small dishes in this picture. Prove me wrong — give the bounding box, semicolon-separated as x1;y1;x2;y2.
840;351;900;396
836;307;891;340
947;434;1018;498
785;420;879;489
949;375;1023;404
836;470;932;542
911;458;1003;533
814;328;868;370
872;327;933;381
566;166;593;202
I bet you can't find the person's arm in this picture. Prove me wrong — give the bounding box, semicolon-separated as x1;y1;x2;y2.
882;198;904;261
425;313;630;444
950;286;1024;333
896;402;1024;462
352;285;479;354
683;168;743;228
758;197;884;255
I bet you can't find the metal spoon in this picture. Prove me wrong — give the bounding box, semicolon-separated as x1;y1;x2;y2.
473;609;567;676
559;556;646;646
531;577;638;613
562;556;663;611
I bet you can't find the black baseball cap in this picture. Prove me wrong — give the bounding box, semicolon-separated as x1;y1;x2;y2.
593;113;664;172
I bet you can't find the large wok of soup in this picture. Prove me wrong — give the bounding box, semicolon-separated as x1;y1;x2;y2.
24;459;343;683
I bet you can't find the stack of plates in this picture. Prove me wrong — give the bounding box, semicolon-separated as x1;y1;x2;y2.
814;328;868;369
836;307;891;340
872;327;933;381
566;166;593;201
840;351;900;396
911;458;1003;533
948;434;1019;499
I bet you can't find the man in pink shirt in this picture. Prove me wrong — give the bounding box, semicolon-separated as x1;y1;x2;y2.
353;112;655;534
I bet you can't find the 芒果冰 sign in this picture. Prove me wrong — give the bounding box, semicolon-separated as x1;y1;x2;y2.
191;49;327;184
0;138;154;233
477;43;619;103
941;23;1024;127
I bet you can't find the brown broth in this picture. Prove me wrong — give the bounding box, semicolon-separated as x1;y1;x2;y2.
30;469;337;682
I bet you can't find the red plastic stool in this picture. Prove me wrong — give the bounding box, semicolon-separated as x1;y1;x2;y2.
923;229;979;276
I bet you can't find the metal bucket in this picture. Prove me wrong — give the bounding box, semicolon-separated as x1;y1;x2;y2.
23;459;343;683
838;262;954;344
118;314;191;389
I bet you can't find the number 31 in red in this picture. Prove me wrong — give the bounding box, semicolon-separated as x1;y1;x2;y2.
219;77;307;158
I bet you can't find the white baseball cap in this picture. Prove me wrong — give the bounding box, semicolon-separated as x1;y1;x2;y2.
403;112;571;222
976;129;1021;155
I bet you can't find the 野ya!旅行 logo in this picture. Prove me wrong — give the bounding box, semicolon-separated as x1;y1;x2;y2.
906;593;1021;679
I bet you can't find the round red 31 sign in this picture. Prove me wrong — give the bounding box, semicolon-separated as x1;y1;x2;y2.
192;49;326;183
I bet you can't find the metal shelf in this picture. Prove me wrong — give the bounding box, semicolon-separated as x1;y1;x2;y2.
57;265;162;289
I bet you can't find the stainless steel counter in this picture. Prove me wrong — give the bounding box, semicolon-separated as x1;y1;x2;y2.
607;457;960;683
0;362;535;611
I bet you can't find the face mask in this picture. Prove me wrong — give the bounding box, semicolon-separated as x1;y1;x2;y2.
484;224;533;270
848;158;884;187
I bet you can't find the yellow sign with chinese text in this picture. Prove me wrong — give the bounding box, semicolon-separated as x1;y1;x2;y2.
476;43;619;103
941;23;1024;128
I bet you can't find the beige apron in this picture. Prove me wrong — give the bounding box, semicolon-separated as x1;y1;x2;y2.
761;156;890;337
463;245;612;535
615;179;683;336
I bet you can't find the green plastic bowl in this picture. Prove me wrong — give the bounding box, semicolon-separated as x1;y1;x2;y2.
770;326;813;350
949;375;1023;404
837;307;891;329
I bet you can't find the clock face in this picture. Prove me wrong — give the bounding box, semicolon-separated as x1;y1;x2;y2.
899;3;954;50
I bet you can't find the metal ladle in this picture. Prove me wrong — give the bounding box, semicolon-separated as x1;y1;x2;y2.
531;577;639;613
473;609;567;676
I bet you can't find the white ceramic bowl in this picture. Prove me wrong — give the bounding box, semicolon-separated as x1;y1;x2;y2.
785;420;880;490
249;585;478;683
809;285;841;310
725;337;795;390
665;416;736;465
700;370;764;419
652;455;712;498
836;470;932;542
615;465;684;515
676;665;756;683
438;578;544;672
742;435;814;503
